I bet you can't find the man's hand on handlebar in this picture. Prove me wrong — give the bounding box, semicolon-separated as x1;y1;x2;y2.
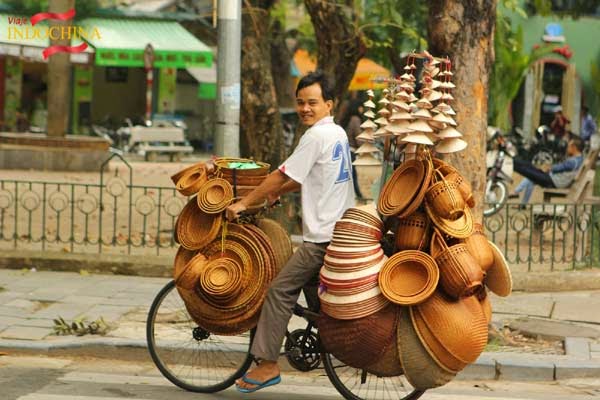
226;201;247;221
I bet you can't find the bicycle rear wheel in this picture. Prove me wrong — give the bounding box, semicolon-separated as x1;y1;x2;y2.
146;280;254;392
323;352;425;400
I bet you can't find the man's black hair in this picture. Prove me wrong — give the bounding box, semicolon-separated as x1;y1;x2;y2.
583;105;589;114
296;70;335;101
569;135;584;152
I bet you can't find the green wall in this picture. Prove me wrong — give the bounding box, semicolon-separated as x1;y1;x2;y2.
509;11;600;116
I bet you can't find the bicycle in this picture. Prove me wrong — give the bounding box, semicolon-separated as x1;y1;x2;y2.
147;280;425;400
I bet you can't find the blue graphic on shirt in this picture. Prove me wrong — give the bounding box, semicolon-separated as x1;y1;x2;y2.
333;141;352;183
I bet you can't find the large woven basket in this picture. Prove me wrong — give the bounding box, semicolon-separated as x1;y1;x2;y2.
318;305;398;370
410;306;466;373
432;231;483;299
397;307;456;390
416;291;488;364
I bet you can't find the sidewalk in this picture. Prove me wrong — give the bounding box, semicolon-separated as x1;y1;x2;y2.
1;269;600;381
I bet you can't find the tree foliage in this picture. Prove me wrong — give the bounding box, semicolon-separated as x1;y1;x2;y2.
524;0;600;18
358;0;427;72
488;9;555;130
4;0;101;19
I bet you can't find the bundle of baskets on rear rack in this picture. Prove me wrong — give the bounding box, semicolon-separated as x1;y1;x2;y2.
169;157;293;336
317;52;513;391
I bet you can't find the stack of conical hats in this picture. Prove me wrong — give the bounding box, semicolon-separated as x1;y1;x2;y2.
170;159;292;335
354;90;382;167
317;52;513;390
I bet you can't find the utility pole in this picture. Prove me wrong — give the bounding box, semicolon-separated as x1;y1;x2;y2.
214;0;242;157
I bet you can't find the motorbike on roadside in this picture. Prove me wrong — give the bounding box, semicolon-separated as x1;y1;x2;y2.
484;127;517;217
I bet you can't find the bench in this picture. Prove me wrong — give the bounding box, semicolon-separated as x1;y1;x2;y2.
542;148;599;202
533;169;600;230
128;126;194;162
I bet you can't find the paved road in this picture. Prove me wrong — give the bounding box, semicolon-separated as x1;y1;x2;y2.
2;354;599;400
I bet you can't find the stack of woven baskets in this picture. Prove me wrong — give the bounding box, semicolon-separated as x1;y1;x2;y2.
170;159;293;335
320;52;512;389
318;159;511;389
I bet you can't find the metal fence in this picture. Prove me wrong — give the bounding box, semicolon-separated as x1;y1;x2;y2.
0;154;598;270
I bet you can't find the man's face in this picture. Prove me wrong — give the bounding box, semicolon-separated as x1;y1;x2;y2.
567;141;577;155
296;83;333;126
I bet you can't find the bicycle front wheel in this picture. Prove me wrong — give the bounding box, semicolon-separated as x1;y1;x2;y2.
146;280;254;393
323;352;425;400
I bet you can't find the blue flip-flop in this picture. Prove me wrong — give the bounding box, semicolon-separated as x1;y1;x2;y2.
236;374;282;393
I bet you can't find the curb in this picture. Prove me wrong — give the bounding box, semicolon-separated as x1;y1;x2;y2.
2;338;600;381
0;250;172;278
3;248;600;293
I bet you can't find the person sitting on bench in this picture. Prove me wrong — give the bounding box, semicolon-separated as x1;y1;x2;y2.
510;136;584;204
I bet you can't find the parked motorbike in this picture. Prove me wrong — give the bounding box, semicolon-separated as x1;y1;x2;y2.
529;125;568;166
484;127;516;217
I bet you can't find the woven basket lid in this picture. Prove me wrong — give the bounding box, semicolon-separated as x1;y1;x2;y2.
254;218;292;274
397;307;456;390
378;160;425;216
176;164;208;196
177;197;222;251
171;162;205;186
416;291;488;364
410;307;466;373
197;178;234;214
379;250;439;305
485;241;512;297
425;201;474;239
318;305;398;370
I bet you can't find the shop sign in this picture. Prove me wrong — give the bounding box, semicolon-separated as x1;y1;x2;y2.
5;8;99;59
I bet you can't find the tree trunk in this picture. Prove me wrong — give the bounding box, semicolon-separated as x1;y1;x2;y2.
240;1;284;168
46;0;74;137
270;17;296;109
428;0;496;222
303;0;365;113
